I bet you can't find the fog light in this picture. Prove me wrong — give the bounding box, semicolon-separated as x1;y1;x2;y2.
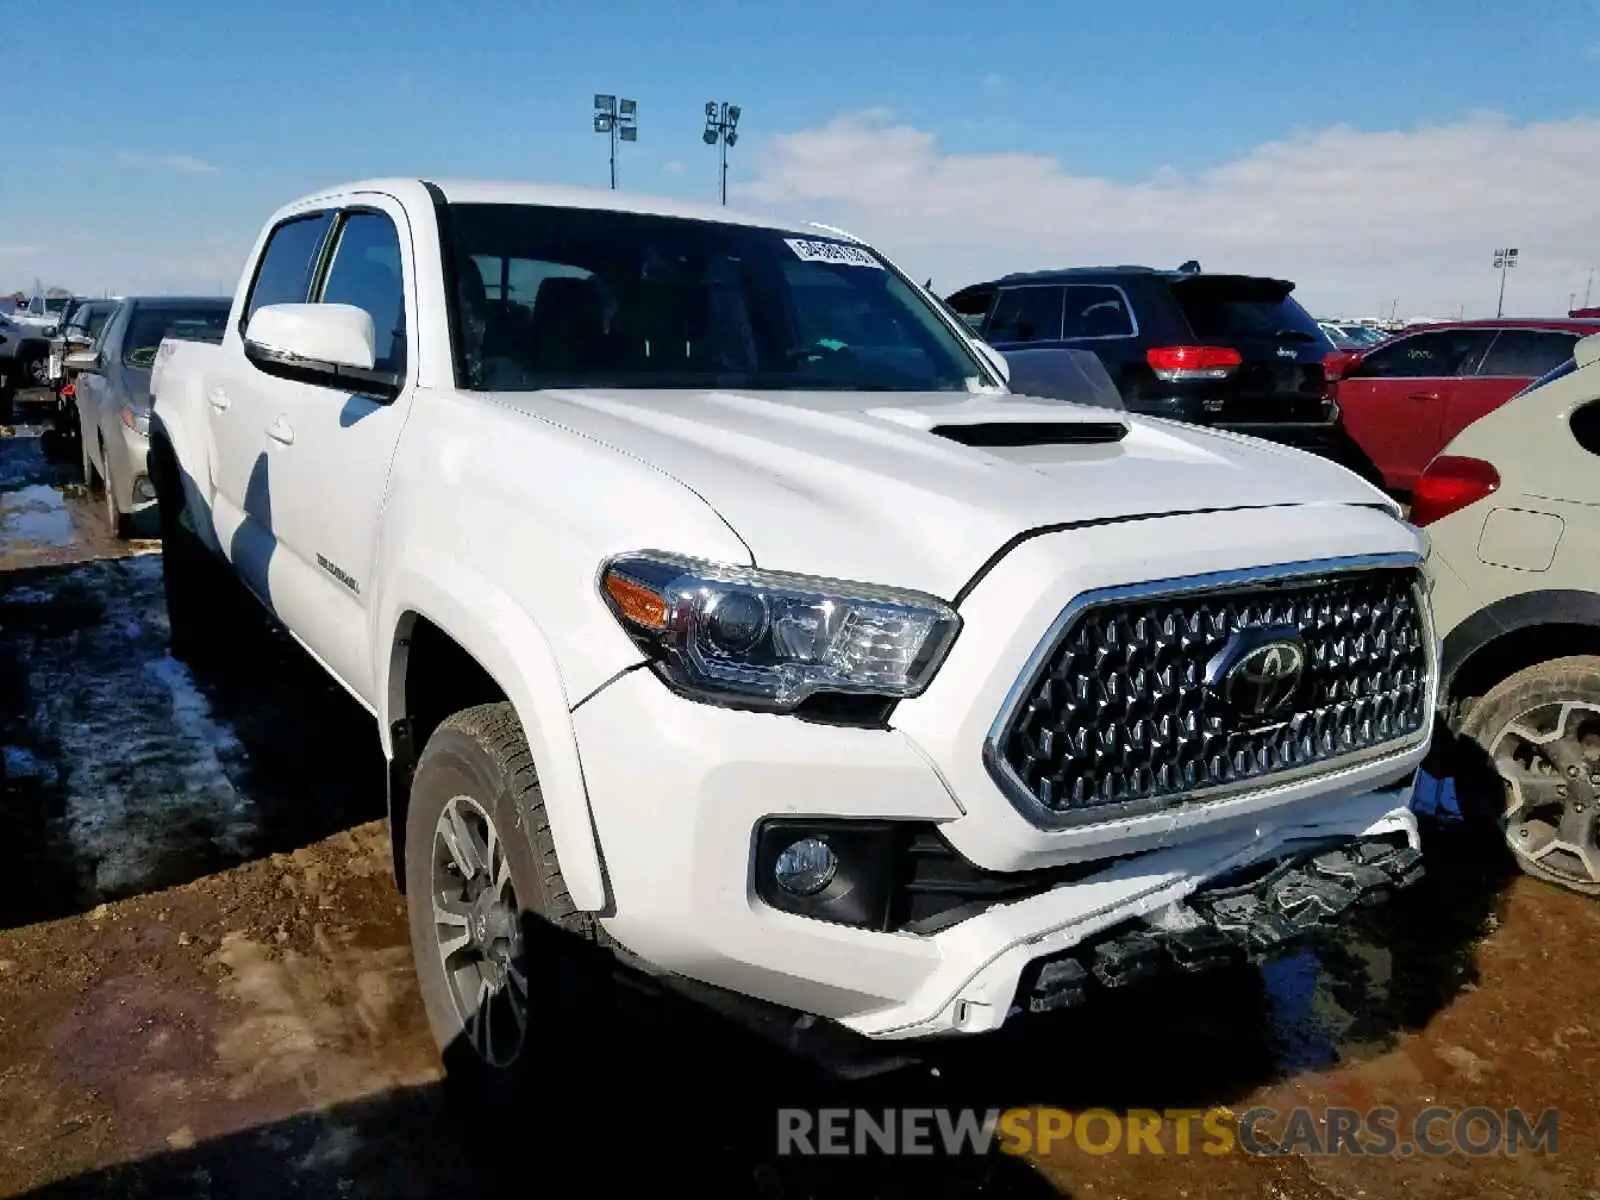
774;837;837;895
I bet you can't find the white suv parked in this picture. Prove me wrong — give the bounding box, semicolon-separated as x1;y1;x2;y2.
150;179;1434;1090
1421;334;1600;895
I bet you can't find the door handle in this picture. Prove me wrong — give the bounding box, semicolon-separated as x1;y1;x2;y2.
1407;391;1441;401
207;388;230;411
265;417;294;445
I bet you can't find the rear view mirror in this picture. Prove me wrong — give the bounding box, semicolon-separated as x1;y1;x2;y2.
243;302;398;399
246;303;375;371
1324;349;1363;380
64;350;100;374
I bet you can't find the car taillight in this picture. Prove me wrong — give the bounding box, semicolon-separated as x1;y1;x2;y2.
1146;345;1242;381
1409;456;1500;527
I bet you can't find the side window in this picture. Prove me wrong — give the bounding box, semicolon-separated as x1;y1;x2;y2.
1572;400;1600;458
317;211;407;376
986;286;1064;343
1353;330;1493;379
242;211;335;332
1476;330;1579;378
1060;285;1135;339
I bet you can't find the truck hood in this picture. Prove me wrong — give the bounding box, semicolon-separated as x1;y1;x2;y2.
501;387;1397;599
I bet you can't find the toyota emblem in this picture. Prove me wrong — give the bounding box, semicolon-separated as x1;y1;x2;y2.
1207;626;1308;719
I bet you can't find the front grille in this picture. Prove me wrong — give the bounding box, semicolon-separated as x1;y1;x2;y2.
988;562;1430;825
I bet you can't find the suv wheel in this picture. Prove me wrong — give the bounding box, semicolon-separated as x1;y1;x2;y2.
403;703;610;1108
1458;656;1600;896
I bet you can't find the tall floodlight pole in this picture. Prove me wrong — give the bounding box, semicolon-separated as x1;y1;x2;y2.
1492;247;1518;318
702;101;741;205
593;94;637;189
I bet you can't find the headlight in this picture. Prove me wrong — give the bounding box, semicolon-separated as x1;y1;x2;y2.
119;404;150;437
598;552;962;711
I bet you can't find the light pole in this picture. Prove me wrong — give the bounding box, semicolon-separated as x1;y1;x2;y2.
1492;247;1518;318
702;101;741;205
593;94;637;190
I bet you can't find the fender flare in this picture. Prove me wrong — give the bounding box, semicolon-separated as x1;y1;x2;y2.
377;552;609;912
1440;587;1600;696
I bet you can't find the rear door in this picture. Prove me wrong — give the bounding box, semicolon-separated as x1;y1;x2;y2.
1451;328;1581;445
1334;328;1496;492
1163;275;1332;424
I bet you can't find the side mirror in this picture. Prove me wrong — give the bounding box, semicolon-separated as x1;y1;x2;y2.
243;302;397;398
972;339;1011;386
1324;349;1363;381
64;350;100;374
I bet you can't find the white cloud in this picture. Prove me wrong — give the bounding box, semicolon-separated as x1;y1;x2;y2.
116;151;219;174
663;160;686;174
736;110;1600;318
0;245;39;256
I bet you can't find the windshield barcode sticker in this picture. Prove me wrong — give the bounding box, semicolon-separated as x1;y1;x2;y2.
785;238;883;269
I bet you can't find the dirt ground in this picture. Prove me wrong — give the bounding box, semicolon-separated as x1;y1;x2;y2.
0;395;1596;1198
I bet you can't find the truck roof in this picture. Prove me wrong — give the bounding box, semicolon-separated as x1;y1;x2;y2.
292;177;850;242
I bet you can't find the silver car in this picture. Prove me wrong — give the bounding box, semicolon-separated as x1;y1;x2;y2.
70;296;229;537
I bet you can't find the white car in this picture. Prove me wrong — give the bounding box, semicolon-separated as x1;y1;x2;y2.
150;179;1435;1090
1421;334;1600;895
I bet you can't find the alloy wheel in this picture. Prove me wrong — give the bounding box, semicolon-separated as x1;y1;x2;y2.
430;794;529;1067
1489;699;1600;892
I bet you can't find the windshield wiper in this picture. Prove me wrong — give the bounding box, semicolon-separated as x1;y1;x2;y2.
1274;329;1318;343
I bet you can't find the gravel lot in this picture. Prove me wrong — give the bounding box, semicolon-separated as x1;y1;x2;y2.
0;397;1595;1198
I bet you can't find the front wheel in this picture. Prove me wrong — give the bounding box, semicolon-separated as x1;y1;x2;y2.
403;703;609;1108
1458;656;1600;896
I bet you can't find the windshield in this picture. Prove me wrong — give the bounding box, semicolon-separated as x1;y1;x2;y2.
443;203;994;392
122;304;229;368
1170;277;1325;343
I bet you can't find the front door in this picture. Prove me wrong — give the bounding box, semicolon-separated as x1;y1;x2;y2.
264;202;416;707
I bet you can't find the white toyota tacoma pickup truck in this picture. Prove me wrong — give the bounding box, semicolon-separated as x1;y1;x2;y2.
150;178;1435;1089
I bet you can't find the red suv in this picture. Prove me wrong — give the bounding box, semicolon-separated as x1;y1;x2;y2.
1327;318;1600;493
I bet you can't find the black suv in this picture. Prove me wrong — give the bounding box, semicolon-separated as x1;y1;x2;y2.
947;266;1377;477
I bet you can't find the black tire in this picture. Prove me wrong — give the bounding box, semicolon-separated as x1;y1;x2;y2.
1457;655;1600;897
403;703;611;1110
79;418;100;490
152;451;236;665
102;448;131;539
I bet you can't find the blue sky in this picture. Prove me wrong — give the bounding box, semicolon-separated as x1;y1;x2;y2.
5;0;1600;316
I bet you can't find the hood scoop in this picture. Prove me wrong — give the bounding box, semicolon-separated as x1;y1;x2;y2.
866;397;1131;448
928;420;1129;447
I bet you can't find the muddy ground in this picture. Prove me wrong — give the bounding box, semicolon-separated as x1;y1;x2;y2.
0;395;1596;1198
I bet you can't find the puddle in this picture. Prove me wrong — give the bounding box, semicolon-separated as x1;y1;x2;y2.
0;484;78;549
0;556;256;898
0;548;385;919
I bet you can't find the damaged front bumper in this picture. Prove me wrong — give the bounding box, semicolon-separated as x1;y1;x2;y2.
1023;834;1422;1013
845;786;1420;1040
